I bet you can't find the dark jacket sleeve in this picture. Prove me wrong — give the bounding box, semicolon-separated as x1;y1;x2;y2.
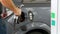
0;3;2;14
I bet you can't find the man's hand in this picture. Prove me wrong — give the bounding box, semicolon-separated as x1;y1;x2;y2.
14;7;21;16
0;0;21;16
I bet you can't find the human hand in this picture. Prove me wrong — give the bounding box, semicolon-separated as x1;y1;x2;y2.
14;8;21;16
0;0;21;16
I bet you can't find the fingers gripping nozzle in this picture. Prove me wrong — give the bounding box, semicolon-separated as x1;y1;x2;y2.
14;12;25;24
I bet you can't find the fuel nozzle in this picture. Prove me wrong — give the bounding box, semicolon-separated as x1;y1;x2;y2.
14;15;18;24
14;4;25;24
14;12;25;24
